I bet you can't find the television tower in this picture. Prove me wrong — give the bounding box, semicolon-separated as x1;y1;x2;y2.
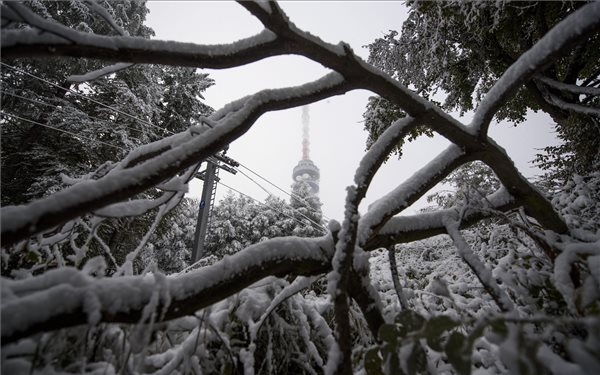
292;106;320;195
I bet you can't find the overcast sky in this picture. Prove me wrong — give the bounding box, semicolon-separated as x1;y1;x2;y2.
145;1;560;221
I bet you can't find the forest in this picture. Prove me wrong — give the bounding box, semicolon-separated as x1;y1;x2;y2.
1;1;599;374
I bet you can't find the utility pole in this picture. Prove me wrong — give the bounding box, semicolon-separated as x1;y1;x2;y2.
191;154;239;262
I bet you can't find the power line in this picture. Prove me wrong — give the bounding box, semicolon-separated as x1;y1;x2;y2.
231;169;327;232
1;111;125;151
1;89;147;138
217;180;327;235
1;62;173;136
237;161;330;221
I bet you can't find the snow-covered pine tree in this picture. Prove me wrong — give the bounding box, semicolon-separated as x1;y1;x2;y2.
290;180;324;237
204;192;297;258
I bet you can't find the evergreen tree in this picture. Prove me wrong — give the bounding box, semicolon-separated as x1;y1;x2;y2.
290;181;324;237
204;192;297;258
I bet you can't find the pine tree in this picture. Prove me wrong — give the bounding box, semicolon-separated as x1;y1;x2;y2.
290;180;324;237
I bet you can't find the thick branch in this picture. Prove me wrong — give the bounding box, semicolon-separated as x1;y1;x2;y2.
0;73;355;246
471;1;600;135
1;2;288;70
359;145;472;244
1;236;333;345
364;188;519;251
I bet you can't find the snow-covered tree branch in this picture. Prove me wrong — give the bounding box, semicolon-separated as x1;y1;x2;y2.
1;1;599;374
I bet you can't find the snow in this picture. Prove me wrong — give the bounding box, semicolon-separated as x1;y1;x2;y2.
553;239;600;312
444;215;515;313
1;72;347;244
354;116;416;187
2;20;279;62
67;62;133;83
93;192;174;217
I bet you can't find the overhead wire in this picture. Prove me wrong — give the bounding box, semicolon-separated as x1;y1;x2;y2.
236;161;330;221
2;62;328;231
1;89;148;137
217;180;327;235
233;166;327;231
1;111;125;151
3;63;331;221
1;62;174;136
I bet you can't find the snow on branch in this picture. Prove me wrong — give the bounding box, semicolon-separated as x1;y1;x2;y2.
82;0;128;36
1;2;284;70
365;188;518;251
443;215;516;313
358;145;469;245
1;235;333;344
470;1;600;135
67;62;134;83
536;76;600;96
0;72;353;246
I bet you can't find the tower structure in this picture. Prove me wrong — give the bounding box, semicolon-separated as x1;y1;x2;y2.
292;106;320;195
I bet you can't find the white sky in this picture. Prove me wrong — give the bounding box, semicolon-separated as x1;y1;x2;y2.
145;1;560;221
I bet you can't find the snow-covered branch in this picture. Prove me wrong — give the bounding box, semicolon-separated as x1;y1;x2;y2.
325;117;420;373
471;1;600;135
364;188;518;251
359;145;470;244
0;73;354;246
444;215;516;313
67;62;134;83
536;76;600;96
1;1;284;70
1;235;333;344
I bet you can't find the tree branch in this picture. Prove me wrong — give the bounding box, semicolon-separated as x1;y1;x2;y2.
364;188;519;251
1;235;333;345
471;1;600;135
444;215;516;313
0;73;355;246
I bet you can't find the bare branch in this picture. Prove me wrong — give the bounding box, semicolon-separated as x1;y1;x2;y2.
471;1;600;135
536;76;600;96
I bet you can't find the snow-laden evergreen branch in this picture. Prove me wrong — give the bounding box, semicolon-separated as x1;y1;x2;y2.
470;1;600;135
